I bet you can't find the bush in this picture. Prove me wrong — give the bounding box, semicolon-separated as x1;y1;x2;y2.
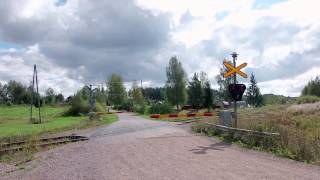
121;100;133;111
64;94;89;116
133;104;146;114
297;95;320;104
93;102;105;112
149;102;172;114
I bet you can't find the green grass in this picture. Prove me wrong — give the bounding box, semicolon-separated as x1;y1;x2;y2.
0;105;118;138
0;116;86;137
101;114;118;125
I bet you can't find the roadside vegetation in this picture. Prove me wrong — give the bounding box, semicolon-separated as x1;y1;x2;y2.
192;103;320;164
192;75;320;164
0;105;117;138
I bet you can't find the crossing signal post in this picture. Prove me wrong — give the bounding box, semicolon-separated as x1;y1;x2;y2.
223;52;248;128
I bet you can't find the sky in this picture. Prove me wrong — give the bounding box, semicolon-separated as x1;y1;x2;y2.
0;0;319;97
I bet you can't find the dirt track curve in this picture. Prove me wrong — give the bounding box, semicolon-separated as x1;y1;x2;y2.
1;113;319;180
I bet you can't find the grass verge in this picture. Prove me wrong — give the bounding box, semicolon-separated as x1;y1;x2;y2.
192;104;320;165
0;105;118;165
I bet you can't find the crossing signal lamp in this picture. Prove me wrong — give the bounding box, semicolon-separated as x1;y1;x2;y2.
228;84;246;101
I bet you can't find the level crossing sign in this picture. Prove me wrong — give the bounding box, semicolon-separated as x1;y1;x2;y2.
223;62;248;78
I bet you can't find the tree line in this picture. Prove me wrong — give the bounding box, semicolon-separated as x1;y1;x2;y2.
0;56;266;112
104;56;264;113
0;80;64;106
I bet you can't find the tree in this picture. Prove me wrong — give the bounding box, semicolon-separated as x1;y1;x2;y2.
246;73;263;107
187;73;203;109
203;80;213;111
131;81;144;105
107;74;126;106
199;71;208;87
96;87;107;105
0;83;9;104
142;87;165;102
165;56;187;110
216;60;233;102
45;87;56;104
55;93;64;103
7;80;28;104
301;76;320;97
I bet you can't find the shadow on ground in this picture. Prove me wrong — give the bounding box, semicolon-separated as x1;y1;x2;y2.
189;141;231;154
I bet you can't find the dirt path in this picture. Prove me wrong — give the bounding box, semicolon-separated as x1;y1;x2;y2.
1;113;319;180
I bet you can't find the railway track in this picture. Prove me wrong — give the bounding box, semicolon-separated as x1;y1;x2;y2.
0;135;89;155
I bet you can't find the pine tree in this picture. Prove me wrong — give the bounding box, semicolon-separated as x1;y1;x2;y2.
301;76;320;97
203;80;213;111
187;73;203;109
165;56;187;110
246;73;263;107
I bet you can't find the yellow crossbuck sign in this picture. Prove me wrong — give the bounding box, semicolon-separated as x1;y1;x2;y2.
223;62;248;78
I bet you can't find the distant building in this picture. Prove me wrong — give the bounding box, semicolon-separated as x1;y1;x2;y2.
230;101;248;108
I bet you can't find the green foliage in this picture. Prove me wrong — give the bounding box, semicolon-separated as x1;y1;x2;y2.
148;102;172;114
216;61;234;102
55;93;64;103
93;102;105;112
64;92;89;116
0;81;64;105
142;87;164;102
120;100;133;111
107;74;127;106
0;80;36;104
130;81;144;105
301;76;320;97
203;81;213;111
45;87;56;104
246;73;264;107
95;88;107;105
263;94;294;105
297;95;320;104
165;56;187;109
133;103;146;114
187;73;203;108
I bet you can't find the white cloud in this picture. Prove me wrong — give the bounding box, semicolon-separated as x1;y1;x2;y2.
0;0;320;97
0;45;82;96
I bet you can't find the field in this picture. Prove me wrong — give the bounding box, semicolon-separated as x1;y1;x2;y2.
194;103;320;164
0;105;117;138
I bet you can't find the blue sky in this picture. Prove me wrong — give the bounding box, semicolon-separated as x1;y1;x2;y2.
252;0;288;9
0;42;22;49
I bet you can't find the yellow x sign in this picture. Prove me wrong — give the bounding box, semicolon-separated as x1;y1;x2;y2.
223;62;248;78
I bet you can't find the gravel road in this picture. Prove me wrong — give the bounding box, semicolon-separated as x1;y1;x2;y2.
1;113;319;180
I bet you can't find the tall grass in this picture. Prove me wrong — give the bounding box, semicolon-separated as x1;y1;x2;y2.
196;104;320;163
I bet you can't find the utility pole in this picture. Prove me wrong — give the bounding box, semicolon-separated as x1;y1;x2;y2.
231;52;238;128
30;64;41;123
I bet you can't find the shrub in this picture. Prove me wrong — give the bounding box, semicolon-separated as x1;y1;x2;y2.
93;102;105;112
64;94;89;116
297;95;320;104
133;104;146;114
121;100;133;111
149;102;172;114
